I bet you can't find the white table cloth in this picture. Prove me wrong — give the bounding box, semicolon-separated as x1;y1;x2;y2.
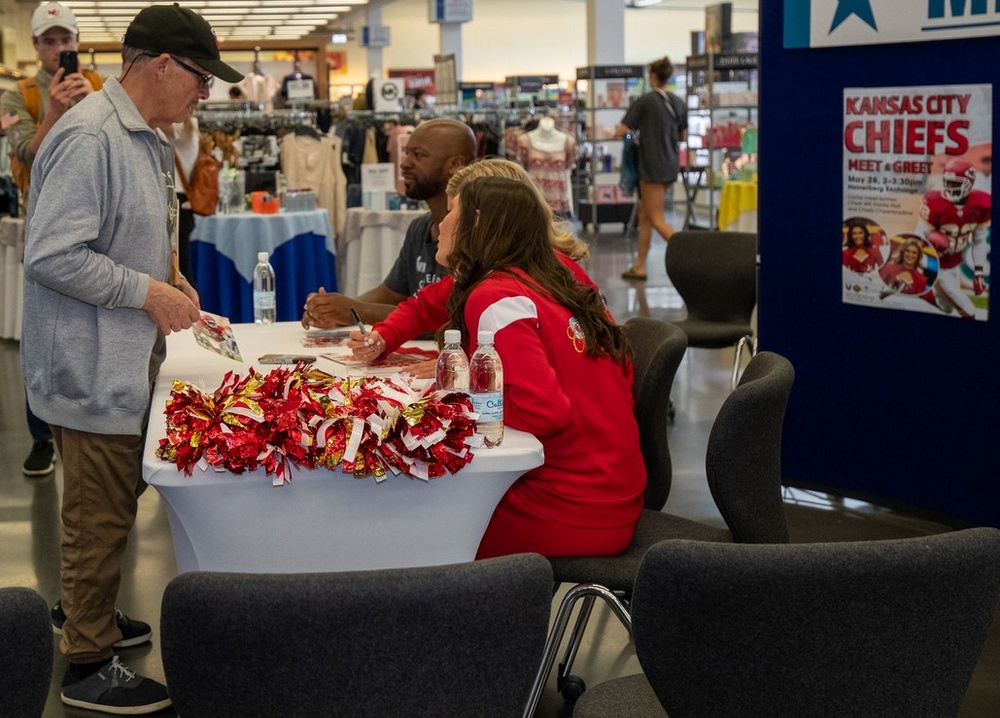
143;322;544;574
0;217;24;340
190;209;336;323
338;208;424;297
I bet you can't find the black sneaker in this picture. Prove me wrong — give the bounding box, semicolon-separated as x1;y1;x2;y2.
61;656;172;715
52;601;153;648
22;440;55;476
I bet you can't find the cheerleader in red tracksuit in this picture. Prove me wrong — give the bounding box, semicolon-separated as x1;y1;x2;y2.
369;158;600;357
426;176;644;558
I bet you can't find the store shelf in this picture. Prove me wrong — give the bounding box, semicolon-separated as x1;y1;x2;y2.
572;65;646;231
684;52;759;229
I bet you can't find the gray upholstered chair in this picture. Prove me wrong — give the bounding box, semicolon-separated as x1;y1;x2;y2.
0;587;53;718
528;351;793;712
161;554;552;718
573;528;1000;718
537;318;685;705
665;230;758;389
621;317;688;511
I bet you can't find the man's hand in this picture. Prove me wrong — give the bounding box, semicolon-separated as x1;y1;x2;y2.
143;278;200;335
301;287;353;328
49;68;95;116
973;267;987;295
175;276;201;310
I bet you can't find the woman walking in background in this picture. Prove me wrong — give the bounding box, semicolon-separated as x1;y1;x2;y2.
616;56;687;281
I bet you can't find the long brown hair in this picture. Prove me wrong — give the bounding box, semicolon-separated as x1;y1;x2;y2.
446;176;628;363
447;158;590;260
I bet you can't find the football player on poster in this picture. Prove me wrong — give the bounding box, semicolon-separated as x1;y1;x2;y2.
915;158;991;319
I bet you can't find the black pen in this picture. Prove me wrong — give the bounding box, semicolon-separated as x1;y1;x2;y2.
350;308;369;336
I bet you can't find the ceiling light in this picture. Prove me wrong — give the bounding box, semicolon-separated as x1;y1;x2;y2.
61;0;368;43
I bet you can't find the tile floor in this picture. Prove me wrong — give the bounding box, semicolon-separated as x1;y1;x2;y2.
1;207;997;716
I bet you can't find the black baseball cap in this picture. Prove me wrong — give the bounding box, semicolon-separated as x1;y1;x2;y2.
123;3;243;84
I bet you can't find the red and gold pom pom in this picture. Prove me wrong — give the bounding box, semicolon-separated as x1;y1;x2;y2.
155;364;479;485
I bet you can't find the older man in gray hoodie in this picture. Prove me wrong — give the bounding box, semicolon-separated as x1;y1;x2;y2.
20;5;242;714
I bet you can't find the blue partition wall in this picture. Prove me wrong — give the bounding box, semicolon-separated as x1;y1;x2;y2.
759;5;999;526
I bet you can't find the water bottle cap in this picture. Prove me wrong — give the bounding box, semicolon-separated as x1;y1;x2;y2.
477;329;494;345
257;251;269;262
444;329;461;344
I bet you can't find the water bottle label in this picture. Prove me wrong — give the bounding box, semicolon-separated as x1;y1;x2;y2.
253;291;275;310
471;392;503;423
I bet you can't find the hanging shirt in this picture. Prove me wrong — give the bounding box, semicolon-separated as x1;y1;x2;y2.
280;132;348;238
238;72;277;111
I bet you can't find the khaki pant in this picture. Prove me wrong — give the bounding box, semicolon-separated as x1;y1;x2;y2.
51;425;147;664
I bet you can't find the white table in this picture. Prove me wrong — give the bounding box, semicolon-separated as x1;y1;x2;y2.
142;322;544;574
338;208;424;297
0;216;24;340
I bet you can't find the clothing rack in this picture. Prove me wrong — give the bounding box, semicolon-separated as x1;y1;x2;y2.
194;108;313;133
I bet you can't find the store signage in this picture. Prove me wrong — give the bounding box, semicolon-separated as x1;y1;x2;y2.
362;25;390;47
685;54;756;71
429;0;472;24
506;75;559;94
576;65;645;81
785;0;1000;48
286;78;315;101
839;82;992;320
361;163;396;211
373;79;404;112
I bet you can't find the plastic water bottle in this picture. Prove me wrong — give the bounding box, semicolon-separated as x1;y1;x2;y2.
217;161;231;214
253;251;276;325
436;329;470;392
469;329;503;447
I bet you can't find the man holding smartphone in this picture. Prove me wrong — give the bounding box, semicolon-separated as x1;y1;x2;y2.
0;2;103;481
1;2;102;197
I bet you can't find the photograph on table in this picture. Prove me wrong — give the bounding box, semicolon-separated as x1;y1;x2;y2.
320;346;438;377
192;311;243;361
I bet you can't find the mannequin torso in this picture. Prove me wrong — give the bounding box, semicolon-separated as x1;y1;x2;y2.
527;116;568;153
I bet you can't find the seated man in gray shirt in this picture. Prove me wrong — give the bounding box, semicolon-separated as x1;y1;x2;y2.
301;118;476;328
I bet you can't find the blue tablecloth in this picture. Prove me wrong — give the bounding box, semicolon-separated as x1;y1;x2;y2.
190;209;336;323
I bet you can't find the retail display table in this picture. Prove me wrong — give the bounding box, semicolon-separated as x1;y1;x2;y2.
719;180;758;232
339;208;424;297
190;209;336;323
0;217;23;340
142;322;544;574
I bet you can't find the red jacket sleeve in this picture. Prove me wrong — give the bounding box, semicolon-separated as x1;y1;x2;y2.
373;275;453;355
465;283;572;438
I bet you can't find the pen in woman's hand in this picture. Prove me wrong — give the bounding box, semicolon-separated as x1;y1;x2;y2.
349;309;382;358
350;308;368;336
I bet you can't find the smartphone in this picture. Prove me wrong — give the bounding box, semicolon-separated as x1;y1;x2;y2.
58;50;78;78
258;354;316;365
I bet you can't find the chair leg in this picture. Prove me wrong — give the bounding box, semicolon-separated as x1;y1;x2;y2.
556;595;596;689
731;334;756;391
522;583;632;718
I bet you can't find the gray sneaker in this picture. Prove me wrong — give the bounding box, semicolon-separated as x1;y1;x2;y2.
61;656;172;715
